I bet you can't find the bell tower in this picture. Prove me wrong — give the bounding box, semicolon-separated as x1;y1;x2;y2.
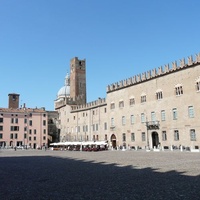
70;57;86;104
8;93;20;109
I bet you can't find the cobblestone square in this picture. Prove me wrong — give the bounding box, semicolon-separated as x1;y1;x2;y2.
1;149;200;200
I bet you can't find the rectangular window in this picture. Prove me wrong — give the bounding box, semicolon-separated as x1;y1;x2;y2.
141;113;145;123
110;103;115;109
0;133;3;139
129;98;135;106
0;118;3;123
104;122;107;130
10;126;19;131
142;132;146;141
43;136;46;140
175;86;183;96
24;118;27;123
156;91;163;100
0;126;3;131
24;133;27;139
172;108;177;120
15;133;18;139
141;95;146;103
29;120;32;126
15;118;18;123
151;112;156;122
96;124;98;131
161;110;166;121
29;129;32;134
104;108;107;113
130;115;134;124
96;135;99;141
122;133;126;142
122;116;125;125
111;118;114;126
174;130;179;141
29;137;31;141
119;101;124;108
34;136;36;141
43;129;46;134
10;133;13;139
11;118;14;123
43;120;46;126
105;134;107;140
190;129;196;141
188;106;194;118
86;125;88;132
131;133;135;141
162;131;167;141
196;81;200;91
93;124;95;131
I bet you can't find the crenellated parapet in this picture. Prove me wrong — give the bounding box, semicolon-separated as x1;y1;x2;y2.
107;53;200;93
71;98;107;112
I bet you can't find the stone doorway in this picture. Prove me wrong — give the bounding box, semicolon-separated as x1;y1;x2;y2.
152;132;159;148
110;134;117;149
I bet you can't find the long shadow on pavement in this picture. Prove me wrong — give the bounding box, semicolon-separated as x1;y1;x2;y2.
0;155;200;200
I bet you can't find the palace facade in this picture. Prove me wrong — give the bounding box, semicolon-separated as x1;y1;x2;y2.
55;54;200;150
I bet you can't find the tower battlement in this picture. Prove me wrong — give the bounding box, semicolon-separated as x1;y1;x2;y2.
70;98;106;112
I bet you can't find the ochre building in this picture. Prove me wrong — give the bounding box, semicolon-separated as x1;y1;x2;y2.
55;54;200;150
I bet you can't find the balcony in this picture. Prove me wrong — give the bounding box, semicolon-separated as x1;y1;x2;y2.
110;125;116;130
146;121;160;130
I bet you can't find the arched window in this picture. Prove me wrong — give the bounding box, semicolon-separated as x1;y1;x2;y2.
175;84;183;96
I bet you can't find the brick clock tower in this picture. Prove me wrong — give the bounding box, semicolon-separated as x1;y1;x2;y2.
8;93;20;109
70;57;87;104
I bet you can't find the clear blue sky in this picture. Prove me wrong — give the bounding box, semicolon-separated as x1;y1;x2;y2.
0;0;200;110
